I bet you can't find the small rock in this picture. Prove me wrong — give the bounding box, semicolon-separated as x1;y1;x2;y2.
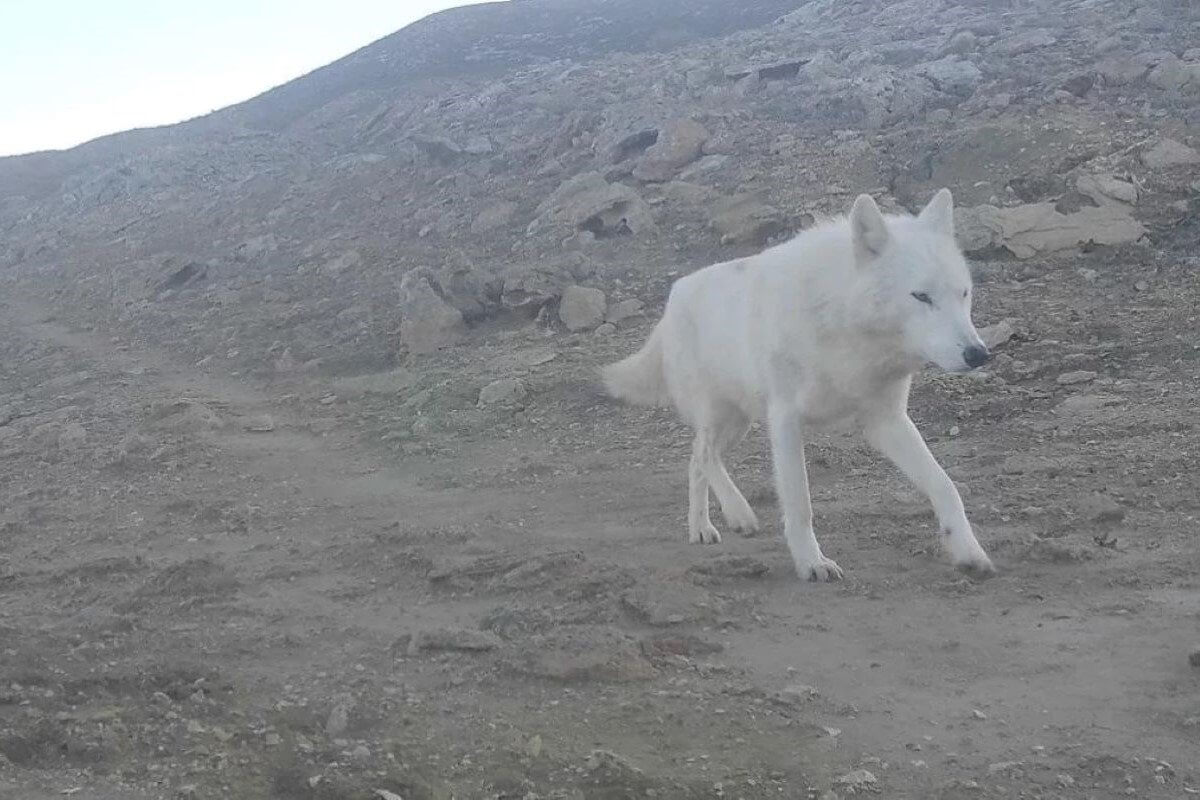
471;201;520;234
606;298;644;324
916;56;982;97
586;749;643;777
559;285;607;331
709;194;787;246
942;30;978;55
834;768;879;794
1141;138;1200;169
1056;370;1097;385
407;627;502;655
1134;279;1149;292
633;118;709;182
1079;493;1125;524
992;29;1057;56
399;271;466;355
972;709;987;720
325;694;355;737
978;319;1017;349
478;378;528;407
350;744;371;760
772;684;820;706
1061;73;1095;97
594;322;617;336
243;414;275;433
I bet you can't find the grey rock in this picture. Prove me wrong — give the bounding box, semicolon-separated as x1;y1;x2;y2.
632;118;709;182
398;271;466;355
559;285;607;331
1140;138;1200;169
478;377;528;407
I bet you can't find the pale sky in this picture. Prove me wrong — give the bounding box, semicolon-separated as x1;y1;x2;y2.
0;1;499;157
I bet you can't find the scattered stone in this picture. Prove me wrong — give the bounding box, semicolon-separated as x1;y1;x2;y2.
678;154;728;180
854;66;934;129
325;694;355;737
941;30;978;56
398;271;466;355
322;250;362;276
621;584;720;626
242;414;275;433
632;118;709;182
640;633;724;659
559;285;607;331
916;57;982;97
1078;492;1125;524
1061;73;1095;97
471;201;520;234
978;319;1017;349
148;400;224;432
605;298;644;324
772;684;820;706
516;347;558;367
407;627;502;655
56;422;88;451
586;749;643;778
710;194;787;246
725;59;807;82
500;265;561;318
478;378;528;407
834;768;880;794
1140;138;1200;169
957;202;1146;259
992;29;1057;56
332;369;417;399
1056;370;1097;385
1077;174;1139;205
513;625;656;683
688;554;770;580
535;172;655;237
1096;56;1149;86
1147;53;1200;92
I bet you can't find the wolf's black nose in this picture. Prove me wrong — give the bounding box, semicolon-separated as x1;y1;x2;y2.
963;345;991;369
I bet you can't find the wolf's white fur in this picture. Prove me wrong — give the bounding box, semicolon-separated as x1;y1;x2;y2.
603;189;995;580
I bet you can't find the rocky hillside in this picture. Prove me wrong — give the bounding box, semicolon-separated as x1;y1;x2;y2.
1;0;1198;375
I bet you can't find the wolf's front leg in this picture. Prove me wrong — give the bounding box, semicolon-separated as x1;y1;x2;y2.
767;403;843;581
864;413;995;574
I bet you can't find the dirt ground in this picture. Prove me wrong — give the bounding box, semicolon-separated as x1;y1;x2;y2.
2;223;1199;800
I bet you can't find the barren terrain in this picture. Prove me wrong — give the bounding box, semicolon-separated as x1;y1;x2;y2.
2;1;1199;798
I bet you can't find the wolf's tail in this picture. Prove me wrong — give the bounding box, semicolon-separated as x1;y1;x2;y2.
601;323;669;407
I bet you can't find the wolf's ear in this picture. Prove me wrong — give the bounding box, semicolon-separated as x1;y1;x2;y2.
917;187;955;237
850;193;889;263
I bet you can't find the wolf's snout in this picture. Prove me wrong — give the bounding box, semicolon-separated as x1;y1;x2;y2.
962;345;990;369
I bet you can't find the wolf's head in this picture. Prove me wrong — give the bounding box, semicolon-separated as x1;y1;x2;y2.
849;188;989;373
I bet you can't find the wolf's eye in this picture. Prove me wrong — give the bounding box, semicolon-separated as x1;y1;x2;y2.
911;292;933;305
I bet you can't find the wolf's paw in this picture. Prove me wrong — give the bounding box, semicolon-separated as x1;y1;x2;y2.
721;501;760;534
794;553;843;582
688;523;722;545
946;533;996;576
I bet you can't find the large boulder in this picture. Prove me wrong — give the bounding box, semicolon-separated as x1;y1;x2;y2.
957;201;1146;259
398;271;466;355
632;119;709;182
533;172;656;237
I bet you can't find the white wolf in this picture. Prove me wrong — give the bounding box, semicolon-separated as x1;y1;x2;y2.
602;188;995;581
